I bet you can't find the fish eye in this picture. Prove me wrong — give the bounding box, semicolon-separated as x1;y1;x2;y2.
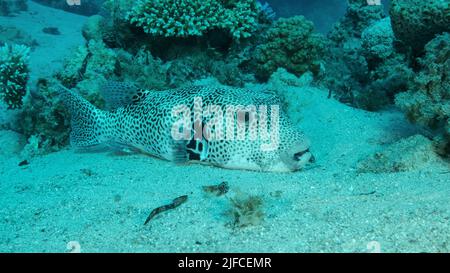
293;148;310;161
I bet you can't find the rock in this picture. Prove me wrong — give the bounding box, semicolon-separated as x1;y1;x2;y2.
82;15;107;41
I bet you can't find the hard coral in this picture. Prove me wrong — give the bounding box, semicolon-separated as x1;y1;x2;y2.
361;18;395;60
253;16;326;81
395;33;450;156
18;79;70;156
127;0;259;40
390;0;450;54
325;5;414;111
0;43;30;109
328;0;384;44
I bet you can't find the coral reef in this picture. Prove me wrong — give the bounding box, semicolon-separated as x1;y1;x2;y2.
256;1;276;23
56;40;119;107
121;49;170;90
99;0;142;49
166;49;254;88
395;33;450;156
0;0;27;16
17;79;71;156
0;43;30;109
328;0;384;44
266;68;313;90
82;15;108;42
325;4;414;110
253;15;326;81
81;0;261;89
361;17;395;60
390;0;450;54
357;135;439;173
58;37;254;98
127;0;259;40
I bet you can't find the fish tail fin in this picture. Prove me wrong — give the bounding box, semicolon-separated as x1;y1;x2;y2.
59;85;113;149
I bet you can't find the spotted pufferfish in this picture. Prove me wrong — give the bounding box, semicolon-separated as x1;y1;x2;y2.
59;82;314;172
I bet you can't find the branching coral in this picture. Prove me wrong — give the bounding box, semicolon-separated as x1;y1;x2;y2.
127;0;259;40
0;43;30;109
253;16;326;81
395;33;450;155
390;0;450;54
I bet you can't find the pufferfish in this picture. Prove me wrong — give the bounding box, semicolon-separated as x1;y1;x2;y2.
59;82;314;172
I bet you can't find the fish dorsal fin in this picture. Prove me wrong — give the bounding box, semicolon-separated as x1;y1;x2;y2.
101;81;149;110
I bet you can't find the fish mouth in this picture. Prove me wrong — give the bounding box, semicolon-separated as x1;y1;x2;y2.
279;142;315;172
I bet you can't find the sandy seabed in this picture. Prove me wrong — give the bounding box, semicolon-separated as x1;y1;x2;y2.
0;2;449;253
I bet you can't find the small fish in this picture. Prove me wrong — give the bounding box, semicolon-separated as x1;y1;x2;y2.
202;181;229;196
144;195;188;225
59;82;314;172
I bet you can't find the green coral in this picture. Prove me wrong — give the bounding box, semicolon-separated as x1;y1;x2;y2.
18;79;70;155
325;9;415;111
127;0;258;40
0;43;30;109
57;40;118;107
390;0;450;54
82;15;108;42
120;49;170;90
253;16;326;81
100;0;152;50
361;18;395;60
395;33;450;156
166;49;253;87
328;0;384;44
